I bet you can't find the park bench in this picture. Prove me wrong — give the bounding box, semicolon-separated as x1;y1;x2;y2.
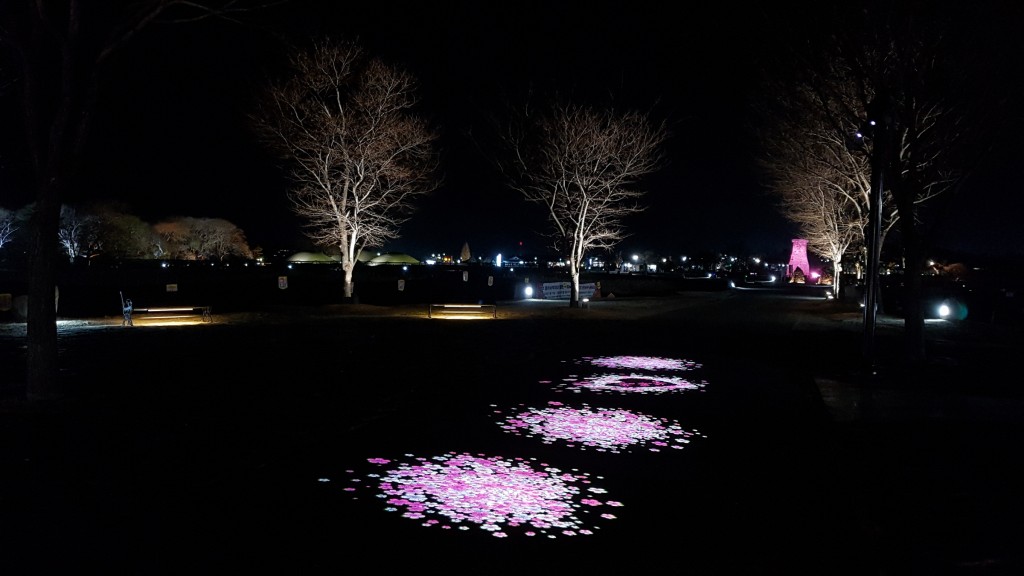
131;305;212;324
427;303;496;319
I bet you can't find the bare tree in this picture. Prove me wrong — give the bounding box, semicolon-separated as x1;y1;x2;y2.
837;7;1017;364
252;37;440;300
57;204;98;262
0;1;268;400
501;102;668;307
180;216;252;260
88;203;155;259
756;82;899;298
153;216;222;260
153;219;189;258
0;206;17;250
781;181;864;297
754;3;1016;365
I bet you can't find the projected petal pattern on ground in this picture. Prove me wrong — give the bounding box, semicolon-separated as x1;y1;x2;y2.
550;373;708;395
492;401;705;453
581;355;702;372
339;452;621;538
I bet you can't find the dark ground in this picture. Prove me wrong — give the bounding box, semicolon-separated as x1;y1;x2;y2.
1;288;1023;575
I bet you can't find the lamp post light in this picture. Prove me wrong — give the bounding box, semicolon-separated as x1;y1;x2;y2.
862;94;891;377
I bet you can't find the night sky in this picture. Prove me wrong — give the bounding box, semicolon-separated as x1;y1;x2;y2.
5;0;1024;264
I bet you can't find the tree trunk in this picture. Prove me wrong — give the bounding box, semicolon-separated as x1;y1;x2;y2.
898;199;926;367
569;263;580;308
343;262;355;300
25;181;62;401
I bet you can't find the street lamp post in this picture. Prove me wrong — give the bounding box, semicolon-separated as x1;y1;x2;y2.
862;95;890;377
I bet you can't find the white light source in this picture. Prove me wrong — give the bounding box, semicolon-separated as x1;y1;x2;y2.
524;286;534;298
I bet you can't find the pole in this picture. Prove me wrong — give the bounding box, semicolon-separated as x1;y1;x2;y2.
862;97;889;377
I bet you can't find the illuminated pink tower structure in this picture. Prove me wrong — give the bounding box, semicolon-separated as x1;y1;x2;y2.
787;239;810;282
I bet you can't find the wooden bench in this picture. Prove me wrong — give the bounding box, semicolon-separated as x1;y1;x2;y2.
427;303;496;319
132;305;212;323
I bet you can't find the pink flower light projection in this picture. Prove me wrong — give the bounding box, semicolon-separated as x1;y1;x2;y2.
492;401;705;453
583;355;701;372
552;373;707;395
341;452;621;539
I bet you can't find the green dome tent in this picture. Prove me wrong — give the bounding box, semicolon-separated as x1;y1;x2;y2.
287;251;340;263
366;252;420;266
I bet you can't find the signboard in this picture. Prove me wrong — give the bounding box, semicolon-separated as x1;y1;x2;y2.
398;279;406;292
166;284;178;292
539;282;596;300
278;276;288;290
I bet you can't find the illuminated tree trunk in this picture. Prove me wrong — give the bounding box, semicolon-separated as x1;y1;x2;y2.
342;259;355;300
568;260;581;309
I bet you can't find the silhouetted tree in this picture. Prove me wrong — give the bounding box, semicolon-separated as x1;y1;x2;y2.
754;2;1020;364
755;80;898;299
89;203;155;259
0;1;263;399
252;37;440;300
